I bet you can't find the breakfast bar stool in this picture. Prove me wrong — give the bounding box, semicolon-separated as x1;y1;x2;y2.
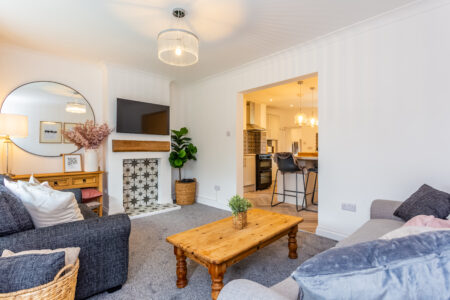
271;153;315;212
305;167;318;206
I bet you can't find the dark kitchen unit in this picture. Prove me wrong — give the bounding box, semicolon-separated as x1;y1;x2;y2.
256;154;272;190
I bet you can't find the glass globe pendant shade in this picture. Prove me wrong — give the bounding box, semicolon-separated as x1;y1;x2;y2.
295;113;306;126
158;29;199;66
309;117;317;127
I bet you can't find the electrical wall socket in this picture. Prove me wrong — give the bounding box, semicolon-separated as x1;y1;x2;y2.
214;185;221;192
341;203;357;212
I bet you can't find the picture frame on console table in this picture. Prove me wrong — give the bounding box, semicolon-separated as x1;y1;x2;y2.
63;154;83;172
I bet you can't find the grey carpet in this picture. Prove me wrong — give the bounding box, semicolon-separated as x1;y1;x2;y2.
89;204;336;300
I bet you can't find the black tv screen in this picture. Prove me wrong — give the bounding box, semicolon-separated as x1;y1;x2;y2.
116;98;170;135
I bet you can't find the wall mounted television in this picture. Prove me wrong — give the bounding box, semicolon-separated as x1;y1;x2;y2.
116;98;170;135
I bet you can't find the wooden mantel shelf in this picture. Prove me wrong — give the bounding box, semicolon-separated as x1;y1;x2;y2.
112;140;170;152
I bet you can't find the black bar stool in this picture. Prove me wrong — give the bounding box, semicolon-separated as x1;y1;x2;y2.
271;153;315;212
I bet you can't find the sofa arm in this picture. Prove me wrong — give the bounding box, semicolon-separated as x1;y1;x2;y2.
218;279;290;300
0;214;131;300
370;199;403;221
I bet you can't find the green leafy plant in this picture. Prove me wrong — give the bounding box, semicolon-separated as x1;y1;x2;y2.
228;195;252;216
169;127;197;181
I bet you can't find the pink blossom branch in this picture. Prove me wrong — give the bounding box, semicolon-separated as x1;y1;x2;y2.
62;120;112;149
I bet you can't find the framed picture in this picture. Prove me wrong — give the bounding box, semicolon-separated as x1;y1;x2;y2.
63;154;82;172
40;121;62;144
63;122;79;144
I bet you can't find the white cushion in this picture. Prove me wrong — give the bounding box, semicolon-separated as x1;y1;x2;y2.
4;179;83;228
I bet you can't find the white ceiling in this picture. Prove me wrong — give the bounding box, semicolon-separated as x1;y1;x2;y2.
0;0;415;82
244;75;318;109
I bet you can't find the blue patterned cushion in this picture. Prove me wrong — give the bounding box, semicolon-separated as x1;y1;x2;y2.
292;231;450;300
0;185;34;236
0;252;65;293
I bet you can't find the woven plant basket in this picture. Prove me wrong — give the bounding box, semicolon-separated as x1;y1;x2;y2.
175;179;196;205
233;212;248;230
0;259;79;300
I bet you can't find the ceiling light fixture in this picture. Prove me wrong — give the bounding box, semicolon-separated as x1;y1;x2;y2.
309;87;317;127
65;91;86;114
157;8;199;67
294;81;306;126
66;102;86;114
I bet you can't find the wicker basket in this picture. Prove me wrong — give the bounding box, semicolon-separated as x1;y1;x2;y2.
0;260;79;300
175;179;196;205
233;212;248;230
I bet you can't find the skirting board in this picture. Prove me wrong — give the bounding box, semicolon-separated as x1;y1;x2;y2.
315;225;348;241
196;195;231;211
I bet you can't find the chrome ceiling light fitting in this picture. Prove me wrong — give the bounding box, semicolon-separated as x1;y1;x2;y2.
158;8;199;67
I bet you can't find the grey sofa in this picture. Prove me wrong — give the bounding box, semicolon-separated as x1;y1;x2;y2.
218;199;405;300
0;182;131;300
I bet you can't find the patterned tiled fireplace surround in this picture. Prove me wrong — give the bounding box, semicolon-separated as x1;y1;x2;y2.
122;158;178;217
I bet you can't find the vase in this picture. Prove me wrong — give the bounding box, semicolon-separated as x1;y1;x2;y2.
233;212;248;230
84;149;98;172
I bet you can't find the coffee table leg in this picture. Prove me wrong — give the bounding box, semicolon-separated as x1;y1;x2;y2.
208;263;227;300
174;246;187;288
288;225;298;259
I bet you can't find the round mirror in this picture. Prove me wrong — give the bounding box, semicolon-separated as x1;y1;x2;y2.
1;81;95;157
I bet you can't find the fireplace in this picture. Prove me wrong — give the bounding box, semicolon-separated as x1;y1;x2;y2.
122;158;178;217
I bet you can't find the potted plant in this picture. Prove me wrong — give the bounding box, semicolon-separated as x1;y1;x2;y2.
228;195;252;230
169;127;198;205
62;120;112;172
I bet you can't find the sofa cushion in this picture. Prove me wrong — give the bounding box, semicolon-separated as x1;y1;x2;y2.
4;180;83;228
2;247;80;266
292;230;450;300
0;252;65;293
336;219;404;248
394;184;450;221
0;185;34;237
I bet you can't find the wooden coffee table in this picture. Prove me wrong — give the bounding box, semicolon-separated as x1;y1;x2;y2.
166;208;303;300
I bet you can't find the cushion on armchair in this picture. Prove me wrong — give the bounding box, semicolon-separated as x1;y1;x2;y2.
292;230;450;300
0;252;65;293
394;184;450;221
0;185;34;237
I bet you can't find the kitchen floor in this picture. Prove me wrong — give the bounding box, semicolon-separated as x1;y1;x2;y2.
244;184;318;233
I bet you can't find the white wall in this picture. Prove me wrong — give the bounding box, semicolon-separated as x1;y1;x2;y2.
102;64;173;214
174;0;450;240
0;43;103;174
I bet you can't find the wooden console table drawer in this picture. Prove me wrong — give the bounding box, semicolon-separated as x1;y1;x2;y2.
72;176;97;186
11;171;104;217
45;177;71;188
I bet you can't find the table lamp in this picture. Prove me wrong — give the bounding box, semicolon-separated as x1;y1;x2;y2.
0;113;28;176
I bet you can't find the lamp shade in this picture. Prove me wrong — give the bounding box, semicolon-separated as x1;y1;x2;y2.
158;29;199;66
0;113;28;137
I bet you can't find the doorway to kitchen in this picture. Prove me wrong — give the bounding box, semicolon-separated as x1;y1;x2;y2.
240;73;319;233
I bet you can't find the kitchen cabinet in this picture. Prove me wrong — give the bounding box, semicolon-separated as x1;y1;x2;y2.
243;155;256;186
267;114;280;140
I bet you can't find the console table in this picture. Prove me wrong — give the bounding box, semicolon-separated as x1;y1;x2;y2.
11;171;104;217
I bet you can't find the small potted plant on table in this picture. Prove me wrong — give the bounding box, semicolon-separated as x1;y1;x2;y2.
228;195;252;230
169;127;198;205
